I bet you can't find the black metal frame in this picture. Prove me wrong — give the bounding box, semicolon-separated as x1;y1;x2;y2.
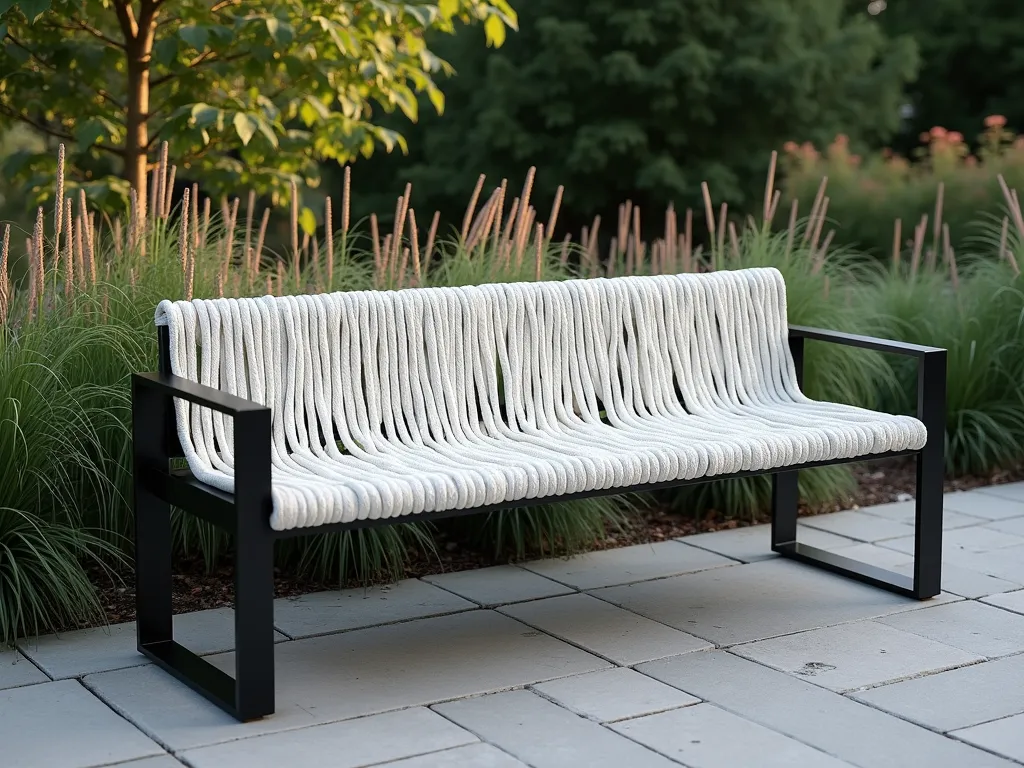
132;324;946;722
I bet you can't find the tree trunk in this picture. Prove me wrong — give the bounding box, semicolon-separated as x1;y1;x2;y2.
124;14;157;221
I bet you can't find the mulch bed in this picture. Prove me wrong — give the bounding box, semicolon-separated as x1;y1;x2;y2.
86;458;1023;628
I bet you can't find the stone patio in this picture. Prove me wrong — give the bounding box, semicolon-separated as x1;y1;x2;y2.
6;484;1024;767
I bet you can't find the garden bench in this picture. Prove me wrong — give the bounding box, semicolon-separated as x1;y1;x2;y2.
132;267;946;721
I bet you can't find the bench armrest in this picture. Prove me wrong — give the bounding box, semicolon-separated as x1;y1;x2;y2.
132;372;269;416
788;326;944;359
786;325;946;430
131;372;271;482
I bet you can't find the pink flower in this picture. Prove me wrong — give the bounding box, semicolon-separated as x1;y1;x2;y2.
948;131;964;143
985;114;1008;129
930;126;948;139
783;141;798;153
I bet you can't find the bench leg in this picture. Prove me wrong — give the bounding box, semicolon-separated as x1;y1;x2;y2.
771;451;942;600
134;380;174;651
233;510;275;720
772;337;945;600
133;376;276;722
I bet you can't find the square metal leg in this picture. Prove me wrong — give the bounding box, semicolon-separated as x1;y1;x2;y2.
133;374;276;722
771;346;946;600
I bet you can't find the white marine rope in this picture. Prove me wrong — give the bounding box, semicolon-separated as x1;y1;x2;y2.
155;268;927;530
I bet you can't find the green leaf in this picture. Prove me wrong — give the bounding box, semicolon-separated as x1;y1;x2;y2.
233;112;257;145
153;36;178;66
75;117;112;147
484;14;506;48
15;0;49;22
326;22;358;56
265;17;294;46
191;103;222;129
255;117;279;148
298;206;316;236
179;25;209;51
438;0;459;20
5;40;27;63
391;85;418;120
427;85;445;116
299;101;318;127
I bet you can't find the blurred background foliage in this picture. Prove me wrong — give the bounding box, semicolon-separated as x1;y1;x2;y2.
4;0;1024;642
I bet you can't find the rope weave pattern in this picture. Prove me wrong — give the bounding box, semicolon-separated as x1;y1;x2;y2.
155;268;926;531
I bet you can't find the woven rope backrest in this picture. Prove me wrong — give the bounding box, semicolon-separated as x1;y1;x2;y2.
154;268;801;478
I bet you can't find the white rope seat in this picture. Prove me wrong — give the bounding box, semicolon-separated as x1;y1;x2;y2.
155;267;927;531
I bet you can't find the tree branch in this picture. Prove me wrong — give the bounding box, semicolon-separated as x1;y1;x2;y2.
0;104;75;141
150;52;249;88
4;34;127;109
211;0;242;13
0;104;123;158
43;21;125;49
112;0;139;40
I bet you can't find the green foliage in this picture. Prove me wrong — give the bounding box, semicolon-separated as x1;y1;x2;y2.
868;255;1024;477
0;507;116;645
0;0;517;209
357;0;918;233
781;121;1024;258
0;318;126;644
0;173;627;642
279;524;437;584
871;0;1024;152
10;137;1024;643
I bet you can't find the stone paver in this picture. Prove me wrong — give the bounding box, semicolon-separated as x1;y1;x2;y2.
878;600;1024;658
984;516;1024;537
732;620;981;692
683;523;856;563
953;714;1024;763
594;557;949;646
86;610;608;751
884;528;1024;557
108;758;183;768
638;650;1017;768
532;667;699;722
920;544;1024;584
180;707;477;768
519;540;732;590
434;689;677;768
910;562;1022;599
19;488;1024;768
611;702;850;768
945;490;1024;520
851;653;1024;732
982;589;1024;615
0;648;47;690
0;679;163;768
799;510;917;542
423;565;573;606
19;608;288;679
976;481;1024;503
376;743;527;767
857;500;984;529
500;592;711;665
810;542;911;568
272;580;475;639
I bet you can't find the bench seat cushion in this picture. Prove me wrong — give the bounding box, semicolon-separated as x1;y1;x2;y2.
155;268;927;530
